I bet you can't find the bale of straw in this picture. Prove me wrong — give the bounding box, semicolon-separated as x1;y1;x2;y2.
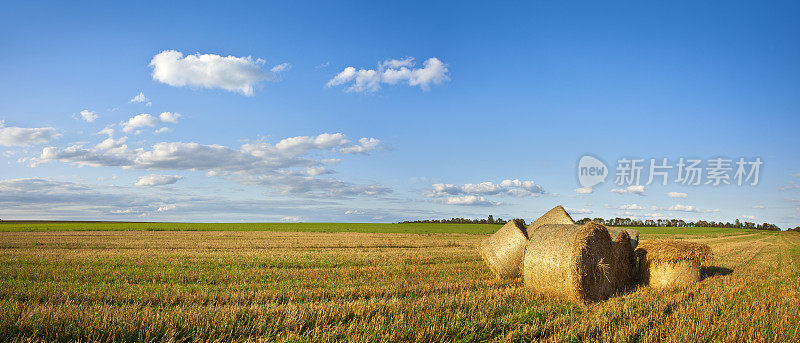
528;205;575;232
478;220;529;279
610;230;633;292
522;222;615;303
608;228;640;249
634;240;713;289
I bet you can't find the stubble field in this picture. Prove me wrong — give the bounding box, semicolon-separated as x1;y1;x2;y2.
0;222;798;342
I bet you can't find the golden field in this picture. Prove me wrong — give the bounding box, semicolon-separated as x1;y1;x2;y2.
0;227;798;342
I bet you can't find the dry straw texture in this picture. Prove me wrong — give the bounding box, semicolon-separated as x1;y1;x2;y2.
608;228;640;249
523;222;614;304
610;230;633;292
635;240;713;289
528;205;575;232
477;220;529;279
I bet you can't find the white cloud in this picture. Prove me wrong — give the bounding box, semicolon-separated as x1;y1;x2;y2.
667;192;688;198
98;127;114;136
77;110;98;122
611;185;646;195
444;195;498;206
129;92;152;106
156;204;177;212
32;132;386;198
327;57;450;93
566;207;592;214
618;204;645;210
426;179;544;199
666;204;720;213
121;112;181;134
270;63;291;73
740;215;756;220
345;209;365;215
154;127;172;134
575;187;593;194
0;122;60;147
135;174;183;187
150;50;280;96
753;205;765;209
281;216;301;222
159;112;181;123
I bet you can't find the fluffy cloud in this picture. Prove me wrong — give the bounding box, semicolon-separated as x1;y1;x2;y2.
77;110;98;122
135;174;183;187
270;63;291;73
32;133;385;198
156;204;177;212
566;207;592;214
150;50;286;96
740;215;756;220
129;92;151;106
444;195;498;206
0;122;60;147
611;185;646;195
426;179;544;198
666;204;720;213
667;192;688;198
327;57;449;93
121;112;181;133
618;204;645;210
281;216;301;222
575;187;593;194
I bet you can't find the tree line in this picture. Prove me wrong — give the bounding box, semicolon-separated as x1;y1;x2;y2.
399;215;783;231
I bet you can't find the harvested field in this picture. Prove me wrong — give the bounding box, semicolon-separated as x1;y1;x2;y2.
0;226;797;341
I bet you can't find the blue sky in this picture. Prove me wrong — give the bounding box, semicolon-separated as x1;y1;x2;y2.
1;1;799;226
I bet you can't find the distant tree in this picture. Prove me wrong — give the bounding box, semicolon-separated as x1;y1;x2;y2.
487;215;494;224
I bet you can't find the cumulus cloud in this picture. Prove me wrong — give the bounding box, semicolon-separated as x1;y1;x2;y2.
0;122;60;147
281;216;301;222
121;112;181;133
575;187;593;194
618;204;645;210
667;192;688;198
156;204;177;212
666;204;720;213
327;57;450;93
566;207;592;214
425;179;544;199
345;209;365;215
740;215;756;220
611;185;646;195
129;92;151;106
444;195;499;206
32;132;386;198
150;50;285;95
77;110;98;122
135;174;183;187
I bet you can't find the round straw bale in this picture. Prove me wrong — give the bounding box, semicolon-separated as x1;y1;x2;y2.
634;240;712;289
610;230;633;292
522;222;615;303
478;220;529;279
528;206;575;232
607;228;640;249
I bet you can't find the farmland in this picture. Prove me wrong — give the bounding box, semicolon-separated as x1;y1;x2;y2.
0;223;798;341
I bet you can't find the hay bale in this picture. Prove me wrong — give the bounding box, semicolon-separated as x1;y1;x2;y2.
610;230;633;292
634;240;713;289
528;205;575;232
522;222;615;303
478;220;529;279
608;228;640;249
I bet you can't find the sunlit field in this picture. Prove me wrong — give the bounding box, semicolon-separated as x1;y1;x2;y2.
0;223;797;341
